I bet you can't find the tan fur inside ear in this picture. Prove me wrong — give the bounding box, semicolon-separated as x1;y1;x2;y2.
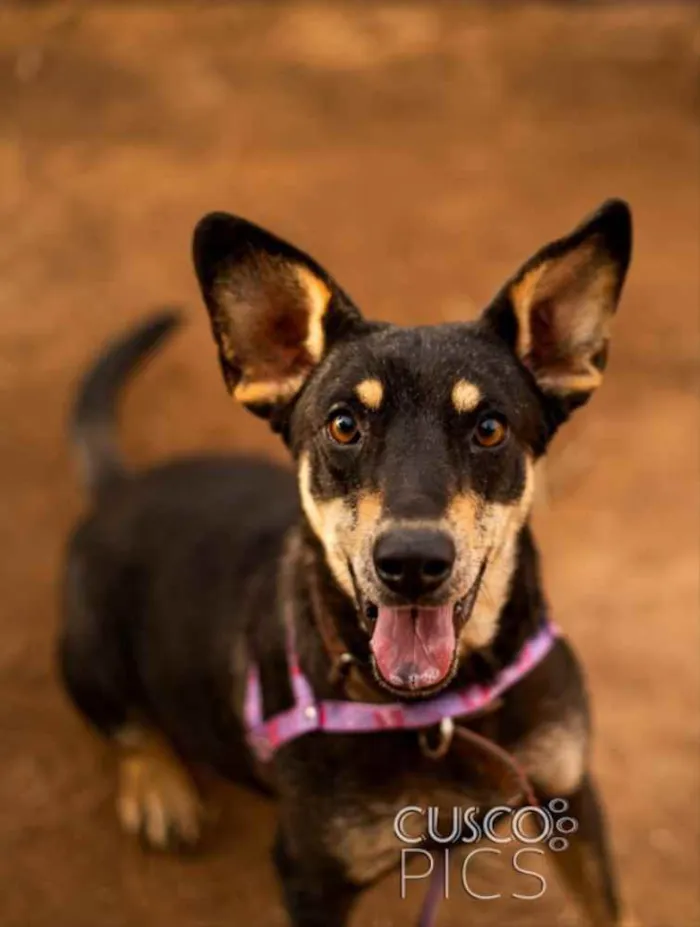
212;256;331;408
509;239;619;397
234;373;308;407
296;265;331;364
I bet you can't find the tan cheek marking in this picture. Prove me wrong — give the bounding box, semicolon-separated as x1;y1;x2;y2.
446;491;480;533
297;454;355;597
456;458;536;653
451;379;482;414
355;378;384;410
458;510;518;652
356;491;383;532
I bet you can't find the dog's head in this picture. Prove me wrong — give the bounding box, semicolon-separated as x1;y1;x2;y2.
193;201;632;698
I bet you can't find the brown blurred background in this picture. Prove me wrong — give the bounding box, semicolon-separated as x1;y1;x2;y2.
0;3;698;926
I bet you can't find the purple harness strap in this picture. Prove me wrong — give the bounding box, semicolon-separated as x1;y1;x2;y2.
243;616;559;927
244;618;559;763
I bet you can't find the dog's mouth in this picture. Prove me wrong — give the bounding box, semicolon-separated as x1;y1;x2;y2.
368;602;458;695
364;560;487;698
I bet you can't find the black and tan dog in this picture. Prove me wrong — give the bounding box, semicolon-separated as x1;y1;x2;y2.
59;200;637;926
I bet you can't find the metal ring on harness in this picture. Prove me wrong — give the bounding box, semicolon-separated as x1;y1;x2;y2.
328;651;356;685
418;717;455;760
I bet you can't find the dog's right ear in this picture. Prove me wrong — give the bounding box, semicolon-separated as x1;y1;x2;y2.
193;213;365;419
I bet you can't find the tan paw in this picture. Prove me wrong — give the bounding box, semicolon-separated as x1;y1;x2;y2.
117;740;203;851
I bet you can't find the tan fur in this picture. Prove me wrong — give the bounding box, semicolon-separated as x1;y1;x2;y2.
221;262;331;408
509;260;548;359
294;265;332;363
445;491;479;531
234;373;306;407
453;458;536;653
325;802;404;884
298;454;383;599
355;378;384;410
536;366;604;396
509;243;618;397
451;379;482;414
300;449;535;658
459;532;520;652
116;725;203;849
356;491;383;530
513;714;588;796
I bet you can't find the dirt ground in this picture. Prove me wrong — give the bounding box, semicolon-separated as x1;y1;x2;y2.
0;3;698;926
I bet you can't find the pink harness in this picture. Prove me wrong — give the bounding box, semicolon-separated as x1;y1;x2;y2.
244;617;559;763
243;616;559;927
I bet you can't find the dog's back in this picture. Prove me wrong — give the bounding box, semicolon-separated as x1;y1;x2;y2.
60;312;297;779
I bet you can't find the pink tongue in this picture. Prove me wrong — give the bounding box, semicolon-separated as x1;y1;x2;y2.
370;605;455;691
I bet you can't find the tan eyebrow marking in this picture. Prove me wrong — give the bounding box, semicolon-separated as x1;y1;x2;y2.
355;378;384;410
451;379;482;413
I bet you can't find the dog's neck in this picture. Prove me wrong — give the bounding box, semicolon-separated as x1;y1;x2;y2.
287;521;548;704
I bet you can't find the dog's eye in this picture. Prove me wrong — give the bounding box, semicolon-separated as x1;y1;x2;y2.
473;415;508;449
327;409;361;446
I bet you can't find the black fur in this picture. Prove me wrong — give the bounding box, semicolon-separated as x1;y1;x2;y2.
59;201;633;926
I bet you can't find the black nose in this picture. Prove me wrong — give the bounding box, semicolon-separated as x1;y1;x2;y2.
373;529;455;599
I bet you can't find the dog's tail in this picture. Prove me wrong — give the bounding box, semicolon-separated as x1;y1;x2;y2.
70;310;182;497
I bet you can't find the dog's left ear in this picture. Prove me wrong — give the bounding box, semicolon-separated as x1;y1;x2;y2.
193;212;365;420
481;199;632;417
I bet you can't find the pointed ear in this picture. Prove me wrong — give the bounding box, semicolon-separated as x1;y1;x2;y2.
193;213;365;419
481;199;632;415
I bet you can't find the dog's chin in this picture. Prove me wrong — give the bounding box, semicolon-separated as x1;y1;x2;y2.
361;594;473;700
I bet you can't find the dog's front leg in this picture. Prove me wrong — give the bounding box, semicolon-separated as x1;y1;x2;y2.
539;773;638;927
273;828;362;927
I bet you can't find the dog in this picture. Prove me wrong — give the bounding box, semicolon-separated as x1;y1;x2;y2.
59;200;636;926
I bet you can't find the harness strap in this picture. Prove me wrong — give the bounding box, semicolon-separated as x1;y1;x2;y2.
244;617;559;762
242;580;558;927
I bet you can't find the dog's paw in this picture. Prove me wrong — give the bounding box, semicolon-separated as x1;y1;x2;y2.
117;744;204;851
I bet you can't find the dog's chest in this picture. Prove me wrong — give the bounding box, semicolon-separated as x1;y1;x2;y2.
322;777;484;885
311;712;587;885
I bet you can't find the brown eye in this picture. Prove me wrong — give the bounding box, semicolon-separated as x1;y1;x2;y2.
473;415;508;449
327;410;361;446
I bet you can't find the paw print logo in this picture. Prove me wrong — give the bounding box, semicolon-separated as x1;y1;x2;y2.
545;797;578;852
510;797;578;852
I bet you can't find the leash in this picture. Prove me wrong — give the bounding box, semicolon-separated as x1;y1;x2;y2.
418;849;447;927
417;723;539;927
